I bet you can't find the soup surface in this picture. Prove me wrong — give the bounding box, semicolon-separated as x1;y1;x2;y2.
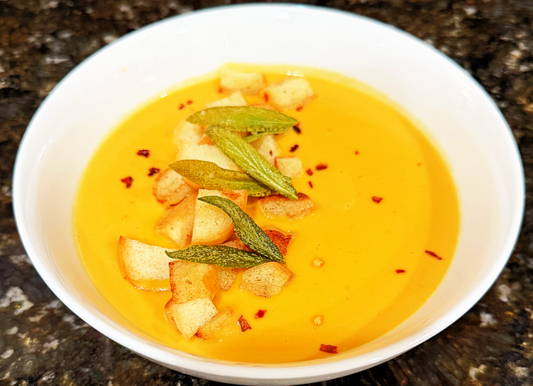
75;65;459;363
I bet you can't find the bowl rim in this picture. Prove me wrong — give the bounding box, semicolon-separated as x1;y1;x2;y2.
13;3;525;382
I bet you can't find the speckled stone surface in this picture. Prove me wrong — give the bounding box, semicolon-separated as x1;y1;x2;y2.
1;0;533;385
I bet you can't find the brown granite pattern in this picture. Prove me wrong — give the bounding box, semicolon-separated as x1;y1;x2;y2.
1;0;533;385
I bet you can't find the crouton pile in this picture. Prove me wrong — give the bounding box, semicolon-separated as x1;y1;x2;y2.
117;69;318;340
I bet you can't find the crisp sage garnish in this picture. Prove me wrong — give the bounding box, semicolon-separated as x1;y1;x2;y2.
205;125;298;200
187;106;297;133
165;245;270;268
198;196;284;263
169;160;274;197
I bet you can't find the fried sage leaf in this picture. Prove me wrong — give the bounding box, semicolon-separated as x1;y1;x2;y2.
187;106;297;133
199;196;284;263
205;125;298;200
166;245;270;268
169;160;274;197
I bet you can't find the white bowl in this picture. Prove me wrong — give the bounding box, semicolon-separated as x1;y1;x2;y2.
13;4;524;385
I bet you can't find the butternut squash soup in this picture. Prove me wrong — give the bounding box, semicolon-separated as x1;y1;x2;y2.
75;65;459;363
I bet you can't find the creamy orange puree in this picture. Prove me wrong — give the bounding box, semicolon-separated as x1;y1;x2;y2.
75;65;459;363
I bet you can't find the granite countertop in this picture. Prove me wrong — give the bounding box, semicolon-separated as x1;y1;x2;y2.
1;0;533;384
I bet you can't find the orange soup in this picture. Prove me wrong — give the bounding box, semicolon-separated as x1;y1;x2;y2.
75;65;459;363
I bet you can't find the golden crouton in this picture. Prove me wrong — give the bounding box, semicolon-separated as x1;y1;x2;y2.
168;260;219;303
191;189;248;245
275;157;303;179
258;193;314;220
262;229;293;256
175;121;239;171
117;236;175;291
240;262;293;297
156;193;197;247
165;298;217;340
152;168;196;206
264;77;315;110
196;307;233;340
216;267;239;291
251;135;279;165
206;91;247;108
220;70;265;95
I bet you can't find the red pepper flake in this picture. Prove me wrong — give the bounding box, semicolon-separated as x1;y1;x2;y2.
293;125;301;134
290;144;299;152
187;100;193;105
396;269;406;274
296;106;303;112
264;93;269;102
320;344;338;354
308;181;314;188
315;164;328;171
255;310;266;319
121;176;133;188
306;168;313;176
355;151;359;155
137;149;150;158
372;196;383;204
425;250;443;260
218;87;223;93
238;315;252;332
148;167;160;176
417;162;422;166
178;103;185;110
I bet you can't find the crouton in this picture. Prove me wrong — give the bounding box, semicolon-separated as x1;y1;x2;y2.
196;307;233;339
206;91;247;108
264;77;315;110
251;135;279;165
156;193;197;247
240;262;293;297
262;229;293;256
275;157;303;179
191;189;248;245
117;237;175;291
216;267;239;291
168;260;219;303
175;121;239;171
258;193;314;220
152;168;196;206
165;298;217;339
220;70;265;95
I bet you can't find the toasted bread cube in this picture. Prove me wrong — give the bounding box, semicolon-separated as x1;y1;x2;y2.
117;237;175;291
240;262;293;297
191;189;248;245
153;168;197;206
175;121;239;171
258;193;314;220
262;229;293;256
206;91;247;108
196;307;233;340
216;267;239;291
156;193;197;247
165;298;217;339
264;77;315;110
169;260;219;303
251;135;279;165
220;70;265;95
275;157;303;179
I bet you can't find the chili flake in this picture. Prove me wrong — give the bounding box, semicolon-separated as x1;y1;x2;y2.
290;144;299;152
238;315;252;332
425;250;443;260
372;196;383;203
255;310;266;319
121;176;133;188
137;149;150;158
306;168;313;176
355;151;359;155
187;100;193;105
148;167;160;177
320;344;338;354
293;125;301;134
396;269;406;274
178;103;185;110
315;164;328;171
308;181;314;188
296;106;303;112
264;93;269;102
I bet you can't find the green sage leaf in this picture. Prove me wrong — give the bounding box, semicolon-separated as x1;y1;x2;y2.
205;125;298;200
199;195;284;263
169;160;274;197
165;245;270;268
187;106;297;133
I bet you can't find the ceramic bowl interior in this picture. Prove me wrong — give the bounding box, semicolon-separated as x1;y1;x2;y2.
13;4;524;385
